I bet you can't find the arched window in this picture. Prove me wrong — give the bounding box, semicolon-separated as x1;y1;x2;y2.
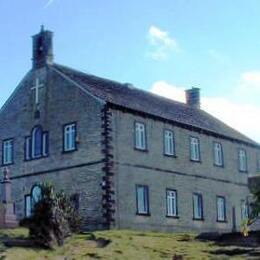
25;126;48;160
32;126;42;158
25;185;43;217
31;185;42;205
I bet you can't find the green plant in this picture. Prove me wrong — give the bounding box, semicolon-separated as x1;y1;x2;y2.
21;183;82;248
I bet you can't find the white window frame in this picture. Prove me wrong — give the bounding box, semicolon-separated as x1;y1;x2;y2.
193;193;203;220
166;189;178;217
164;130;175;156
3;139;13;165
135;122;146;150
238;149;247;172
64;123;76;152
214;142;223;166
217;196;226;222
190;137;200;161
136;185;149;215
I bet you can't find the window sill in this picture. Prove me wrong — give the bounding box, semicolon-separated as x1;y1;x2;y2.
62;149;77;154
239;170;248;174
193;217;204;221
24;155;48;162
136;212;151;216
1;162;14;167
164;153;177;158
214;163;224;168
166;215;179;219
216;219;228;223
134;147;148;153
190;159;201;163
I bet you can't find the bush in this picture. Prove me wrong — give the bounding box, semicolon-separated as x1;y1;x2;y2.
21;183;82;248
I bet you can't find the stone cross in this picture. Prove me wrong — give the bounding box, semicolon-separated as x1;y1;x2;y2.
31;78;44;104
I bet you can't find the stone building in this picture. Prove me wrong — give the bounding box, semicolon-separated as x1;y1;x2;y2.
0;27;259;232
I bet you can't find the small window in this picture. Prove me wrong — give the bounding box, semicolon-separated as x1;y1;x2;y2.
64;123;76;152
193;193;203;220
213;142;223;166
166;189;178;217
217;196;226;222
2;139;13;165
190;137;200;161
25;195;32;217
238;149;247;172
164;130;175;156
241;200;249;220
134;122;146;150
136;185;149;215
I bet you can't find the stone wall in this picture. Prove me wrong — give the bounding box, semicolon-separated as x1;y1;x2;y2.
111;109;258;232
0;66;106;230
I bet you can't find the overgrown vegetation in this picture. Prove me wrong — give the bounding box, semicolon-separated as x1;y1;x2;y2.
20;183;81;248
1;228;260;259
241;187;260;236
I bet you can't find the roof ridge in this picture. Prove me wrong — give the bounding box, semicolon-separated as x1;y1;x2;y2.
53;63;125;87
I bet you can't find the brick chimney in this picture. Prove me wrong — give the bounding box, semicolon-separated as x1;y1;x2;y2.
32;25;54;69
185;87;201;109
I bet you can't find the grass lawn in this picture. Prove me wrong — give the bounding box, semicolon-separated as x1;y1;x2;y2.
0;228;259;259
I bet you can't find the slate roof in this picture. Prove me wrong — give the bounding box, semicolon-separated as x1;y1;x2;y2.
51;63;259;147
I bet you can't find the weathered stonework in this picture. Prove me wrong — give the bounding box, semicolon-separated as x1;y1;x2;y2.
0;28;259;233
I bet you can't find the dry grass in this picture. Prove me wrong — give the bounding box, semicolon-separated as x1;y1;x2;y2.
0;228;258;259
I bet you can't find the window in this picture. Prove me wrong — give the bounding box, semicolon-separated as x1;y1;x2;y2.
64;123;76;152
2;139;13;165
193;193;203;220
25;126;48;160
25;185;42;217
25;195;32;217
32;127;42;158
136;185;149;215
31;185;42;206
164;130;175;156
217;196;226;222
241;200;249;220
213;142;223;166
166;189;178;217
238;149;247;172
42;132;49;156
134;122;146;150
190;137;200;161
25;137;31;160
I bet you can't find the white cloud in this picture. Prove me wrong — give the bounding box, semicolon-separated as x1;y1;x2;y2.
147;25;179;61
150;81;260;143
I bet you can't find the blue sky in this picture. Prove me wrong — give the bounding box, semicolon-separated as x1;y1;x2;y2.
0;0;260;141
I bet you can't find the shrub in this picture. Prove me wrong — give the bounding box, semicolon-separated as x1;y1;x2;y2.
21;183;82;248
